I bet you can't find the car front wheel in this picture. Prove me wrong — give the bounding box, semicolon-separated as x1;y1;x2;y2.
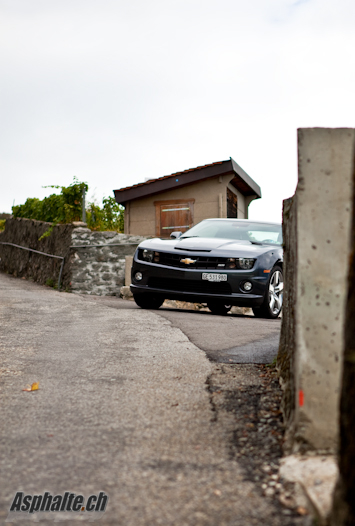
133;293;164;310
252;266;283;319
207;301;232;316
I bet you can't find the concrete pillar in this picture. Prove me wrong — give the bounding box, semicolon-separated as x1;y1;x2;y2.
125;255;133;286
281;128;355;453
278;195;297;442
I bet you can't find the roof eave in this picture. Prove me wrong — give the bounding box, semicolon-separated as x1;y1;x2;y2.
114;160;233;205
114;158;261;205
230;157;262;198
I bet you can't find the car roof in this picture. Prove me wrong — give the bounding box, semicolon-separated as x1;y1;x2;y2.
201;218;281;226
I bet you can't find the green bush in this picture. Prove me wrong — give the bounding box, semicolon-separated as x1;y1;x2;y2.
12;179;124;232
12;179;88;224
87;197;124;232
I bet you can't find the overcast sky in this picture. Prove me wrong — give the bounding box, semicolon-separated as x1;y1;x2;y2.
1;0;355;221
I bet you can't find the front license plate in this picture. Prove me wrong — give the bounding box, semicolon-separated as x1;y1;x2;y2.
202;273;227;282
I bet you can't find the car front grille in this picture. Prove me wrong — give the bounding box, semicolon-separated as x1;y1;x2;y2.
146;251;230;269
147;277;232;295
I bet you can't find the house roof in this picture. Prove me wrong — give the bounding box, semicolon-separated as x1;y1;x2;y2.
113;158;261;205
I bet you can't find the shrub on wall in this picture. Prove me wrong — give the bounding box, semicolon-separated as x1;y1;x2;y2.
11;179;124;232
12;179;88;223
86;197;124;232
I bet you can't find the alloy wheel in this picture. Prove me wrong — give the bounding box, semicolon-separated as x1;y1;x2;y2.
268;270;283;315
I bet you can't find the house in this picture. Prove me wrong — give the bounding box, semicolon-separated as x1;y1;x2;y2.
113;158;261;237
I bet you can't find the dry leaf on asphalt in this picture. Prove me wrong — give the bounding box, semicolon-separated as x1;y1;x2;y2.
297;506;309;515
22;382;39;392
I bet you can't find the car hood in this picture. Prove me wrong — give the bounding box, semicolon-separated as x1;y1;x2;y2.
138;236;277;256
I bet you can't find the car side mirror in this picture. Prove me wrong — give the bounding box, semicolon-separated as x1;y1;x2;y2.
170;231;182;239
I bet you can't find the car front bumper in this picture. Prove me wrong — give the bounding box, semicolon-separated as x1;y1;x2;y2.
130;259;269;307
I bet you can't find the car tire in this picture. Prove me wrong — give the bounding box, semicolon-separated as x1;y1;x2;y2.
252;266;283;319
133;294;164;310
207;301;232;316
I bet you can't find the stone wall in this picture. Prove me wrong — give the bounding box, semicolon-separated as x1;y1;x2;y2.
0;217;148;295
0;217;74;289
277;128;355;454
70;228;147;295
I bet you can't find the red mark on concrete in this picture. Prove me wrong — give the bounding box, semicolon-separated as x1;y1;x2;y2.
299;390;304;407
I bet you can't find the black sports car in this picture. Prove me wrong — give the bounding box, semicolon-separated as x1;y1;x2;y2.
130;219;283;318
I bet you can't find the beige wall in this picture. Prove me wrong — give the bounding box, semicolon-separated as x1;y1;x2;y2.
125;174;252;236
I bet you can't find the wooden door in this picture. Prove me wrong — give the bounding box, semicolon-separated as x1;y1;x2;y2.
154;199;194;237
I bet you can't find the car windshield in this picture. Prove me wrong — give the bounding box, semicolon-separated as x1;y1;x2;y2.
180;220;283;245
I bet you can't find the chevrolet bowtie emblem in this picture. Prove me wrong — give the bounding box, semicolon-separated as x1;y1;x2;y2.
181;258;196;265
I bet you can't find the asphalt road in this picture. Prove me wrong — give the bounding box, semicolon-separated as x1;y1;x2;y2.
0;274;290;526
80;295;281;364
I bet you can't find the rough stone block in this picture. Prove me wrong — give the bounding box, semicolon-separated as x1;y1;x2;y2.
279;455;338;524
120;285;133;299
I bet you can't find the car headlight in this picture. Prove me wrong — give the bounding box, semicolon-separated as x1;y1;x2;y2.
142;249;160;263
238;258;255;270
142;249;154;262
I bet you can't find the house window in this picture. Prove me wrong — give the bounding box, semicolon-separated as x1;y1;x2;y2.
154;199;195;237
227;188;238;218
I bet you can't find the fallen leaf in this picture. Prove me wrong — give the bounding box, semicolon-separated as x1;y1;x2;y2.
22;382;39;392
297;506;309;516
